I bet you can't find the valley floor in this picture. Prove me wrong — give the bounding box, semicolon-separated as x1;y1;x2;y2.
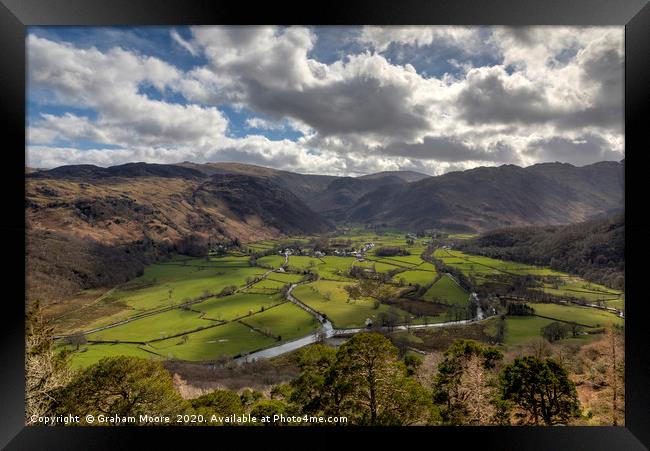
50;230;624;372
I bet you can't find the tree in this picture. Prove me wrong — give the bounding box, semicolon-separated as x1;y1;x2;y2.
581;325;625;425
190;389;243;423
432;340;503;425
499;356;581;425
605;325;624;426
51;356;187;424
250;400;291;425
377;308;400;331
26;301;73;424
240;389;264;408
404;354;423;377
344;277;391;303
331;332;432;425
289;344;338;414
66;332;87;351
541;321;571;342
525;338;553;359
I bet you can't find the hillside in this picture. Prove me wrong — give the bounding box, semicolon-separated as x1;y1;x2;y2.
309;175;408;219
346;161;623;231
177;162;337;203
176;162;426;213
26;159;624;301
26;164;333;302
358;170;430;182
457;213;624;289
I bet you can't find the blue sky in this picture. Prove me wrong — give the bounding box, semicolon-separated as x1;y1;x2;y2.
26;26;624;175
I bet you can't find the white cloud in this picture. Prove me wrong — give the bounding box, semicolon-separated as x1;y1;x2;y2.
245;117;284;130
359;26;486;54
28;35;229;149
170;29;198;56
26;26;625;175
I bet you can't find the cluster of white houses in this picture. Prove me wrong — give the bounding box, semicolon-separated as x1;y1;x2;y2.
278;243;375;259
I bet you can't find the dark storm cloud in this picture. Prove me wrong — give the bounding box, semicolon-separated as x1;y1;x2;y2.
456;68;558;125
244;76;431;139
525;134;623;166
558;43;623;132
379;135;519;163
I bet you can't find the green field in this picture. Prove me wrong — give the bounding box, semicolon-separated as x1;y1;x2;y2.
423;275;468;306
434;249;566;279
150;321;277;361
68;343;161;369
541;278;624;307
56;262;270;333
55;233;624;368
504;302;623;346
240;302;319;341
112;264;266;312
245;278;287;292
287;256;354;281
393;270;438;286
504;316;557;345
433;249;624;308
266;272;304;284
530;303;623;327
293;280;404;328
257;255;286;268
87;309;215;342
353;260;403;273
193;293;284;321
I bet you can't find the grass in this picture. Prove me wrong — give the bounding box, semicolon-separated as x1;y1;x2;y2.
168;256;252;267
56;232;625;368
241;302;319;341
66;343;161;369
434;249;624;309
193;293;284;321
71;262;268;331
150;321;277;361
266;272;304;284
393;270;438;286
113;264;267;312
246;278;287;292
257;255;286;268
287;256;354;281
292;280;415;328
353;260;403;273
86;309;214;342
541;278;623;304
423;275;468;306
530;303;623;327
434;249;566;279
504;316;556;345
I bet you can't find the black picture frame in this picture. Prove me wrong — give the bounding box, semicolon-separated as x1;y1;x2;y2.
2;1;649;449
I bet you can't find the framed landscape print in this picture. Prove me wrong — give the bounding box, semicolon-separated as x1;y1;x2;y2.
1;0;649;449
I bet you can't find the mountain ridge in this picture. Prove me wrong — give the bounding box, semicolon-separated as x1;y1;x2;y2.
26;159;623;303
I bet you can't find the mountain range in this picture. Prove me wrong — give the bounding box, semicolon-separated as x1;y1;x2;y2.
26;159;624;302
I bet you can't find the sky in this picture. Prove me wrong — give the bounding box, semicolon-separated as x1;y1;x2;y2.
26;26;624;176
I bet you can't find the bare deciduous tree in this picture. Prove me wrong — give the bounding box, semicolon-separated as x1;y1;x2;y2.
26;301;73;424
457;355;497;424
